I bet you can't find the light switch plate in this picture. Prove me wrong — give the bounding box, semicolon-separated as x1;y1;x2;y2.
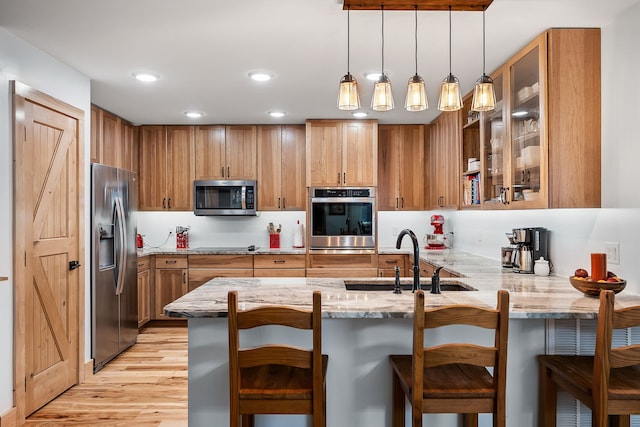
604;242;620;265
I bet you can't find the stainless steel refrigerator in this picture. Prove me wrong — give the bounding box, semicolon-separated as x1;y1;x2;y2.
91;163;138;373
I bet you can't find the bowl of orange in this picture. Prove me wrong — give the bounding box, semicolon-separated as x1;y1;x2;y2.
569;275;626;297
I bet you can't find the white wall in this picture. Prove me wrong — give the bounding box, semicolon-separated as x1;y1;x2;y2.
0;27;91;414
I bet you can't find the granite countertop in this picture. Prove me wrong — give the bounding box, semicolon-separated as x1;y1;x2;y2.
164;248;640;320
138;246;306;257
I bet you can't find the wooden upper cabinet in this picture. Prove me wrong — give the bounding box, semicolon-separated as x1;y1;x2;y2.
100;110;122;168
194;125;256;180
426;112;460;210
306;120;377;187
166;126;195;210
225;125;257;180
139;125;194;211
139;126;167;210
122;121;138;174
195;125;225;180
342;121;377;186
90;105;102;163
90;104;138;172
306;120;342;186
258;125;306;211
378;125;424;211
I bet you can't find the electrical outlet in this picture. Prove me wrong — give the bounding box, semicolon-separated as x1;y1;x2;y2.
604;242;620;265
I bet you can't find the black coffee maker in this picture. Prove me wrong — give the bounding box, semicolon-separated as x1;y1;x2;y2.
512;227;549;274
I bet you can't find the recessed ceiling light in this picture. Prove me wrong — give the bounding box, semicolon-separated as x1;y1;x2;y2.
133;72;159;82
268;111;286;118
249;72;273;82
352;112;368;118
185;111;204;119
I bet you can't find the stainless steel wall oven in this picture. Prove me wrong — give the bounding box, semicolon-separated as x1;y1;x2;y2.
309;187;375;250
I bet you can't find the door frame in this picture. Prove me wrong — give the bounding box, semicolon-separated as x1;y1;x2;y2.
12;81;86;423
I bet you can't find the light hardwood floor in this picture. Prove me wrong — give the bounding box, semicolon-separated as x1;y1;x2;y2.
25;325;188;426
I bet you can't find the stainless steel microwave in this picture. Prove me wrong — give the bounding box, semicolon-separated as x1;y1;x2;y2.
193;180;257;216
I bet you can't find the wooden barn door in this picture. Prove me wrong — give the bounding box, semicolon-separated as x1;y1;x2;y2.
13;82;85;419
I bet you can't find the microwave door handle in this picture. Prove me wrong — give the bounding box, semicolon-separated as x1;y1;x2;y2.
241;186;246;210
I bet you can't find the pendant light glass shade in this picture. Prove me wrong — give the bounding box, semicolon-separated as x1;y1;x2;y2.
371;5;394;111
405;6;427;112
372;74;394;111
337;6;360;111
405;74;427;111
472;7;496;112
471;74;496;111
438;73;462;111
338;73;361;110
437;6;462;112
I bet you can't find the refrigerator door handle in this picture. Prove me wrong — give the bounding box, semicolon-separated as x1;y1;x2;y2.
114;196;127;296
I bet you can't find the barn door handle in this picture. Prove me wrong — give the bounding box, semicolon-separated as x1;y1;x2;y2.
69;260;81;271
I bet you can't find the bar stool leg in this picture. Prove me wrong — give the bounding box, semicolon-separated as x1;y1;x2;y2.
463;413;478;427
241;414;254;427
391;372;405;427
610;415;631;427
538;362;557;427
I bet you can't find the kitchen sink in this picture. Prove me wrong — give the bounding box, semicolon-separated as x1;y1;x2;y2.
343;279;477;292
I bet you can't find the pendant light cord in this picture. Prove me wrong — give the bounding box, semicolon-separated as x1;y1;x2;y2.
448;5;452;75
347;6;351;74
414;5;418;76
482;6;486;75
381;5;385;75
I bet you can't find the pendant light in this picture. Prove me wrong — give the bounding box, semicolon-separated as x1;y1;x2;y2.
405;6;428;111
337;6;361;111
471;6;496;112
437;6;462;112
371;5;394;111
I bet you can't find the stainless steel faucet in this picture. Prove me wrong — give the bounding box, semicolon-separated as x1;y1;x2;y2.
396;229;420;292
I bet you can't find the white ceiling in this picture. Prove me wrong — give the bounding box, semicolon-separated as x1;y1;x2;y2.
1;0;638;125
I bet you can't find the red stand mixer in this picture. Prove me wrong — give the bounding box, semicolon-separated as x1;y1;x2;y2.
425;214;446;249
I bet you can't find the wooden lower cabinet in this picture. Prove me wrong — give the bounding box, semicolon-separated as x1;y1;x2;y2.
254;254;306;277
419;259;459;278
137;257;152;327
306;253;378;278
378;254;409;277
187;254;253;291
154;255;188;320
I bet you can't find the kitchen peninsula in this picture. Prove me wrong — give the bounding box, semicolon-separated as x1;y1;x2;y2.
164;249;640;427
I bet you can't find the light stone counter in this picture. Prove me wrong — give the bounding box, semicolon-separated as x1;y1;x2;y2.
167;249;639;427
138;246;305;256
164;248;640;320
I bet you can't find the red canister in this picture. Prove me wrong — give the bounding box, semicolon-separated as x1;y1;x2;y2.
136;233;144;249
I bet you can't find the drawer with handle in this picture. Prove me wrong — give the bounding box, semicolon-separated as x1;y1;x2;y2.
155;255;188;269
137;257;151;272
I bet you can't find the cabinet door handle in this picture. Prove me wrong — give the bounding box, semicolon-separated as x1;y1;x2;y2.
162;198;166;209
521;170;525;182
278;197;281;209
282;198;286;209
165;260;177;264
227;166;230;177
343;172;346;184
183;272;186;284
396;198;399;209
137;262;144;268
221;167;225;177
438;196;443;208
385;260;397;264
401;197;405;209
273;260;286;264
527;170;531;183
337;172;341;184
379;271;383;277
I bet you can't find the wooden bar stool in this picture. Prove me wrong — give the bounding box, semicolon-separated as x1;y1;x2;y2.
227;290;328;427
389;289;510;427
538;289;640;426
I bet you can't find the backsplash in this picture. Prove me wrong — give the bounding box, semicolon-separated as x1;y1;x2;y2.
138;207;640;294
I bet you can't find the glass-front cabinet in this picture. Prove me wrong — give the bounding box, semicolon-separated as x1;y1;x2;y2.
507;41;546;208
482;72;505;207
